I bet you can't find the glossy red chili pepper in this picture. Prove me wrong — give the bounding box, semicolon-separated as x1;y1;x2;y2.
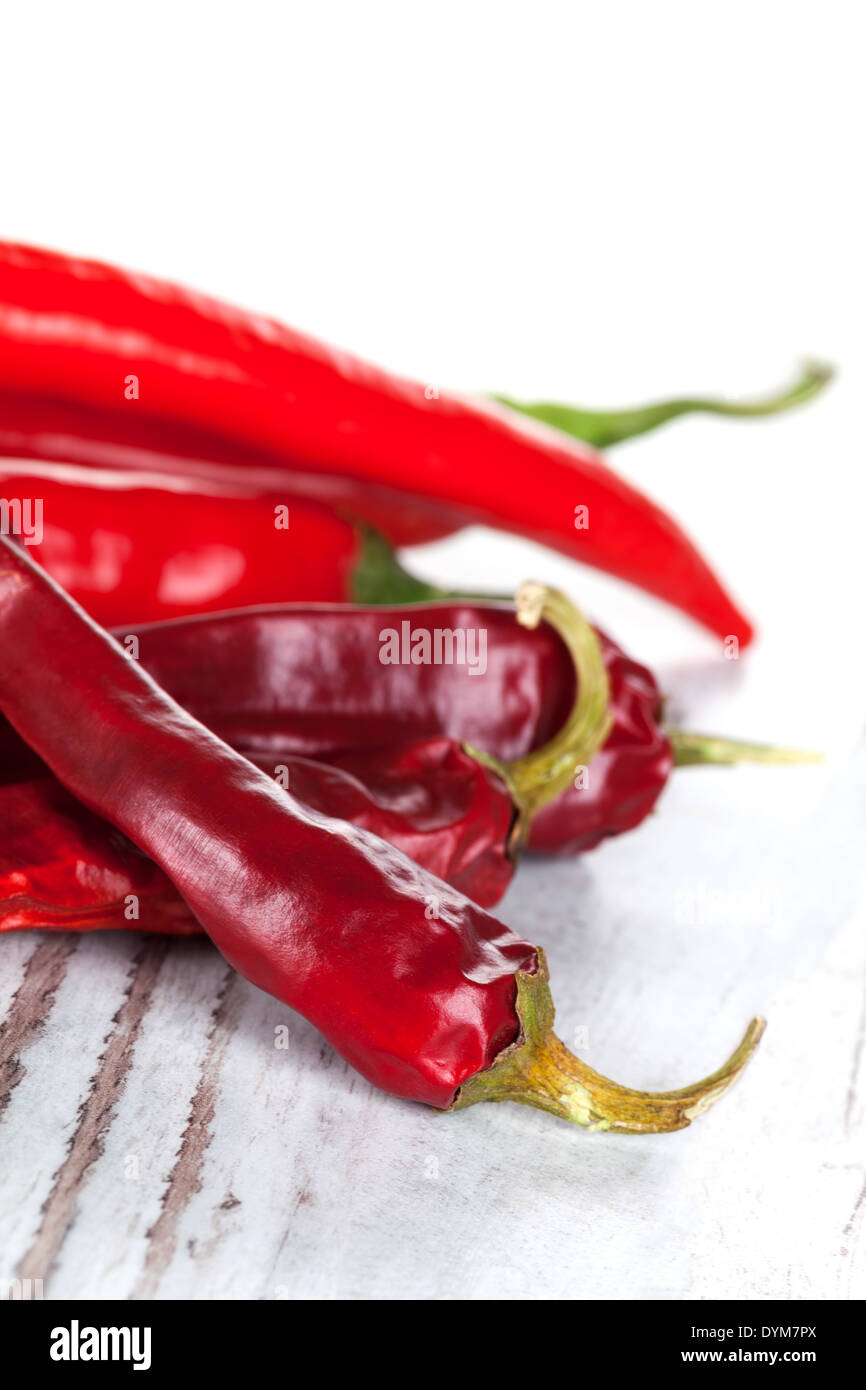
0;241;752;642
0;461;445;625
0;594;804;864
109;603;803;853
0;394;455;549
0;585;609;922
128;603;672;855
0;598;808;949
0;740;518;929
0;537;761;1131
0;775;200;935
115;602;575;761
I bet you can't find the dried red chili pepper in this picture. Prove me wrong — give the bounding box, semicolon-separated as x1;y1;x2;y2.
0;742;515;929
114;602;816;853
0;594;808;867
0;537;762;1131
0;240;752;641
0;584;608;921
115;600;574;761
0;595;810;939
0;776;200;935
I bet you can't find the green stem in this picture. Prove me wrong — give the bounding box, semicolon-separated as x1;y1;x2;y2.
350;525;448;604
465;584;613;843
351;525;509;605
493;361;834;450
452;949;765;1133
669;729;822;768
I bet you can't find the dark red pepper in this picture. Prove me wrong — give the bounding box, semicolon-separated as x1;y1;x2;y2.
112;602;814;852
0;240;753;642
0;741;517;928
0;536;762;1132
0;592;811;939
0;585;612;922
0;593;807;863
0;593;575;782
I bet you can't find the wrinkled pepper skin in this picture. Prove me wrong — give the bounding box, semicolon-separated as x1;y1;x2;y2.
0;241;752;642
527;637;673;855
117;602;574;763
0;598;669;857
120;603;670;854
0;738;515;931
0;776;200;935
0;537;536;1107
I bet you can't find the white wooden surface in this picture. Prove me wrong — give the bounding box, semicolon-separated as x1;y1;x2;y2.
1;0;864;1301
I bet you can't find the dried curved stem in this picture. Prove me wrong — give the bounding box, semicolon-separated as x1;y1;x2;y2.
452;950;765;1134
669;729;822;767
465;583;613;845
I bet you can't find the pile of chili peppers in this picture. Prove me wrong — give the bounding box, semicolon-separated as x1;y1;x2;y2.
0;241;829;1134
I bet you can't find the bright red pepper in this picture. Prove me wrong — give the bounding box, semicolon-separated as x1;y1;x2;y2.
0;240;752;642
0;461;448;624
0;537;761;1131
0;392;455;550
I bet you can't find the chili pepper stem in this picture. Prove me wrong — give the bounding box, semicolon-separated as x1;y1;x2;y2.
493;361;834;450
350;526;446;604
351;525;509;606
464;583;614;849
668;729;823;768
451;950;765;1133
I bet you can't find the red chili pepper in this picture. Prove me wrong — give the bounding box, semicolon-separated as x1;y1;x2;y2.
0;594;811;944
118;602;817;850
0;537;762;1131
0;593;808;860
114;601;574;761
0;776;201;935
0;586;610;920
0;241;752;642
0;461;448;625
0;742;517;928
0;594;578;817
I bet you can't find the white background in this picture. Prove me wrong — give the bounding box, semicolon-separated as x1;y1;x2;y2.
1;2;864;1301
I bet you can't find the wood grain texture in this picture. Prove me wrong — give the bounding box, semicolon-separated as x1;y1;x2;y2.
0;936;77;1116
17;938;170;1285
